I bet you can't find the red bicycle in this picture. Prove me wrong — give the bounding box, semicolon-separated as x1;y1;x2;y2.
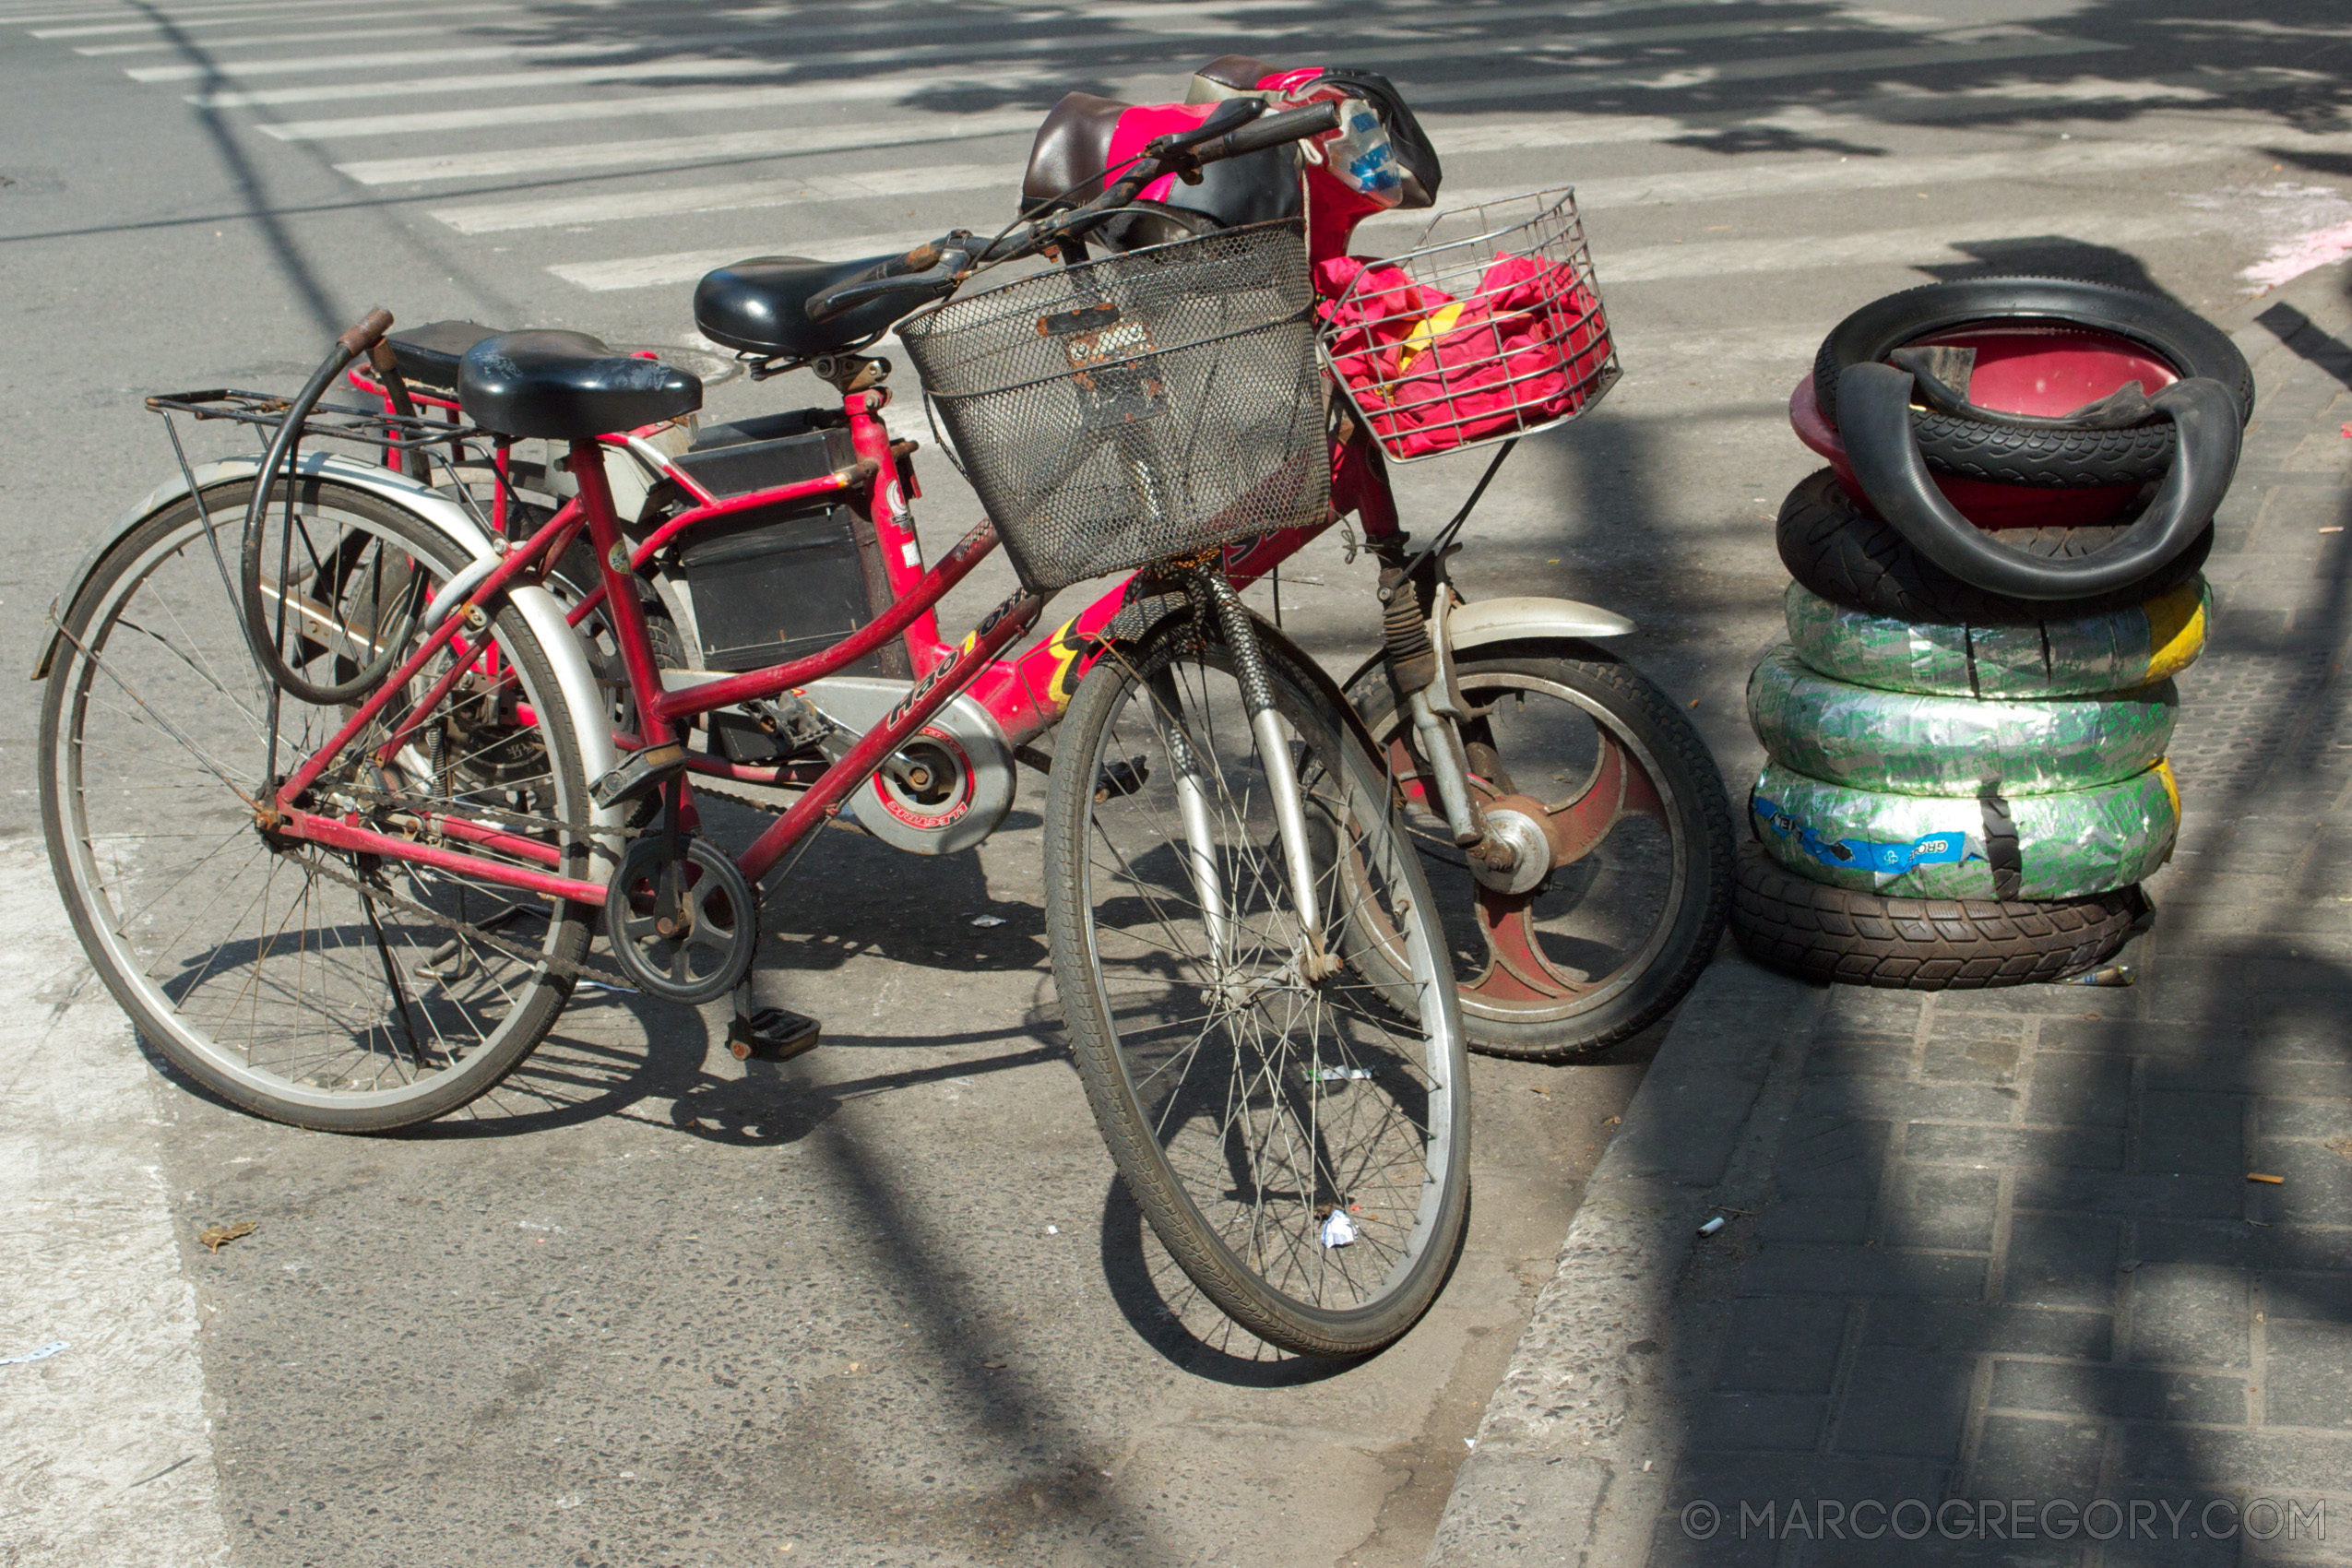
40;90;1726;1354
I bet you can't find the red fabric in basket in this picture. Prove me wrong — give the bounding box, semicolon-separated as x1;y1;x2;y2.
1319;252;1610;457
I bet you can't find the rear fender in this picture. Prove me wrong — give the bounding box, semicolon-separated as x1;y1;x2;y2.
35;453;624;867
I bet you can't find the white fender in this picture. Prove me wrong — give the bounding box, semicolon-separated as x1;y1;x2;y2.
1444;595;1635;650
38;451;624;865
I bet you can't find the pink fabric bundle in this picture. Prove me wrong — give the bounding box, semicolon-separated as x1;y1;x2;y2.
1318;252;1611;457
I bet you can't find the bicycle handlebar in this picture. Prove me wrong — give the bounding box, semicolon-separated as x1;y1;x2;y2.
1182;99;1340;164
804;96;1344;327
337;307;395;359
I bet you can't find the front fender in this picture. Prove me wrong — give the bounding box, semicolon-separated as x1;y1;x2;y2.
1446;595;1634;649
1338;594;1638;696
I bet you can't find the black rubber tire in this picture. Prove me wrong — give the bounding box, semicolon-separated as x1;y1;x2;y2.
1346;644;1735;1061
42;481;596;1132
1044;601;1472;1358
1728;841;2142;990
1776;468;2213;624
1812;276;2254;489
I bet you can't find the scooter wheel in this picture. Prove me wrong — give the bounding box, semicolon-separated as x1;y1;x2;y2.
1730;840;2142;990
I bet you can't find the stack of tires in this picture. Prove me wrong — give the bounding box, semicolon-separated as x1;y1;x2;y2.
1730;278;2251;989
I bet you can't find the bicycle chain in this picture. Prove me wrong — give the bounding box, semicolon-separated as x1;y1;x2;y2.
303;769;822;994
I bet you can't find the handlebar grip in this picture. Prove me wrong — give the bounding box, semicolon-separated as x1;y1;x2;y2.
1193;100;1341;163
336;307;395;358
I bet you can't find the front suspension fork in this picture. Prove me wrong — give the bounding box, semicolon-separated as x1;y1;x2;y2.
1167;569;1339;982
1381;559;1486;849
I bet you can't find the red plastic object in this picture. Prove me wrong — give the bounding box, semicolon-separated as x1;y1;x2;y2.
1791;323;2179;530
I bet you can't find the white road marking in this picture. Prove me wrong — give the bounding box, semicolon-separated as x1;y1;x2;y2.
8;0;479;26
431;163;1026;234
1562;136;2293;208
550;230;939;291
257;74;1074;140
1403;34;2121;107
334;113;1044;185
0;843;230;1568
1570;207;2244;283
59;6;524;44
201;55;820;108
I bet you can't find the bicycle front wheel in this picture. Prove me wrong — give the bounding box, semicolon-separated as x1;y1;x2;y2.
1043;604;1471;1358
41;478;598;1132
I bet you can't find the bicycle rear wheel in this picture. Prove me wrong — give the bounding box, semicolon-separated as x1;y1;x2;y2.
41;478;597;1132
1043;602;1471;1358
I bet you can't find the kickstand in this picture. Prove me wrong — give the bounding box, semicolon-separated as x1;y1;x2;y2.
727;980;822;1067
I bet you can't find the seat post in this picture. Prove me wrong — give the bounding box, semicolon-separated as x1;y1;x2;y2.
568;438;677;748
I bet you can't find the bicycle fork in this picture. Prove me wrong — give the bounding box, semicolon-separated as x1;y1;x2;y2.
1380;557;1556;898
1169;569;1342;985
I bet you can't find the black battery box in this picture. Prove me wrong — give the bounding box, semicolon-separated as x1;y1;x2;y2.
675;408;857;499
676;496;907;680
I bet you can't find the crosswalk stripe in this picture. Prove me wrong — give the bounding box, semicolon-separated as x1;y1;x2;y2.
335;113;1045;185
1566;137;2264;209
551;231;939;292
82;22;511;54
259;74;1081;140
52;4;520;42
6;0;466;26
126;32;802;80
1580;208;2241;285
1403;34;2121;108
202;55;823;108
431;163;1027;235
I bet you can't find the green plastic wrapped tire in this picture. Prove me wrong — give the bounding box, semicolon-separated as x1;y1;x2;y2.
1749;760;2179;900
1782;577;2210;697
1748;647;2177;796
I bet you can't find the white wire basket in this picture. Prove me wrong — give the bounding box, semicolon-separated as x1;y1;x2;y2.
1318;186;1619;463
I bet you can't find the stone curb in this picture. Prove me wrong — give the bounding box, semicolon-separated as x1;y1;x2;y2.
1426;955;1819;1566
1422;256;2352;1568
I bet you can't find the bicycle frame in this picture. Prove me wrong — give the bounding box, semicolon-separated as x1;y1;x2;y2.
279;361;1407;909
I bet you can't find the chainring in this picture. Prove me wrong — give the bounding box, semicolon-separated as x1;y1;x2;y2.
602;835;758;1004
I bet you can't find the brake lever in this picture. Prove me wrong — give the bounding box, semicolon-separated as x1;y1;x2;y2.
805;242;972;323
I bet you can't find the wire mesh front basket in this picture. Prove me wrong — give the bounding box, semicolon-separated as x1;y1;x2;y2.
899;220;1329;593
1320;187;1619;464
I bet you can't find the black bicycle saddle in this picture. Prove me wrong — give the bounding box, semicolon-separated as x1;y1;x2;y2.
695;255;911;361
457;330;701;440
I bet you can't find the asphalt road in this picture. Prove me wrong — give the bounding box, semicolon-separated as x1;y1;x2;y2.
3;0;2348;1563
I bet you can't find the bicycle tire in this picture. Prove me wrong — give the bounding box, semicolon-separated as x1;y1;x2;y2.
1750;760;2178;902
1748;646;2177;796
1780;577;2210;697
1043;601;1471;1357
1811;276;2254;488
42;478;596;1133
1347;644;1734;1060
1728;841;2141;989
1776;468;2212;624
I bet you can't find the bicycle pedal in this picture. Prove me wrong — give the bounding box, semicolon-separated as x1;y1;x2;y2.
590;742;687;808
729;1006;821;1063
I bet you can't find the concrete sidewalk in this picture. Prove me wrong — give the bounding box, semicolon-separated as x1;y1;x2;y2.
1429;261;2352;1567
